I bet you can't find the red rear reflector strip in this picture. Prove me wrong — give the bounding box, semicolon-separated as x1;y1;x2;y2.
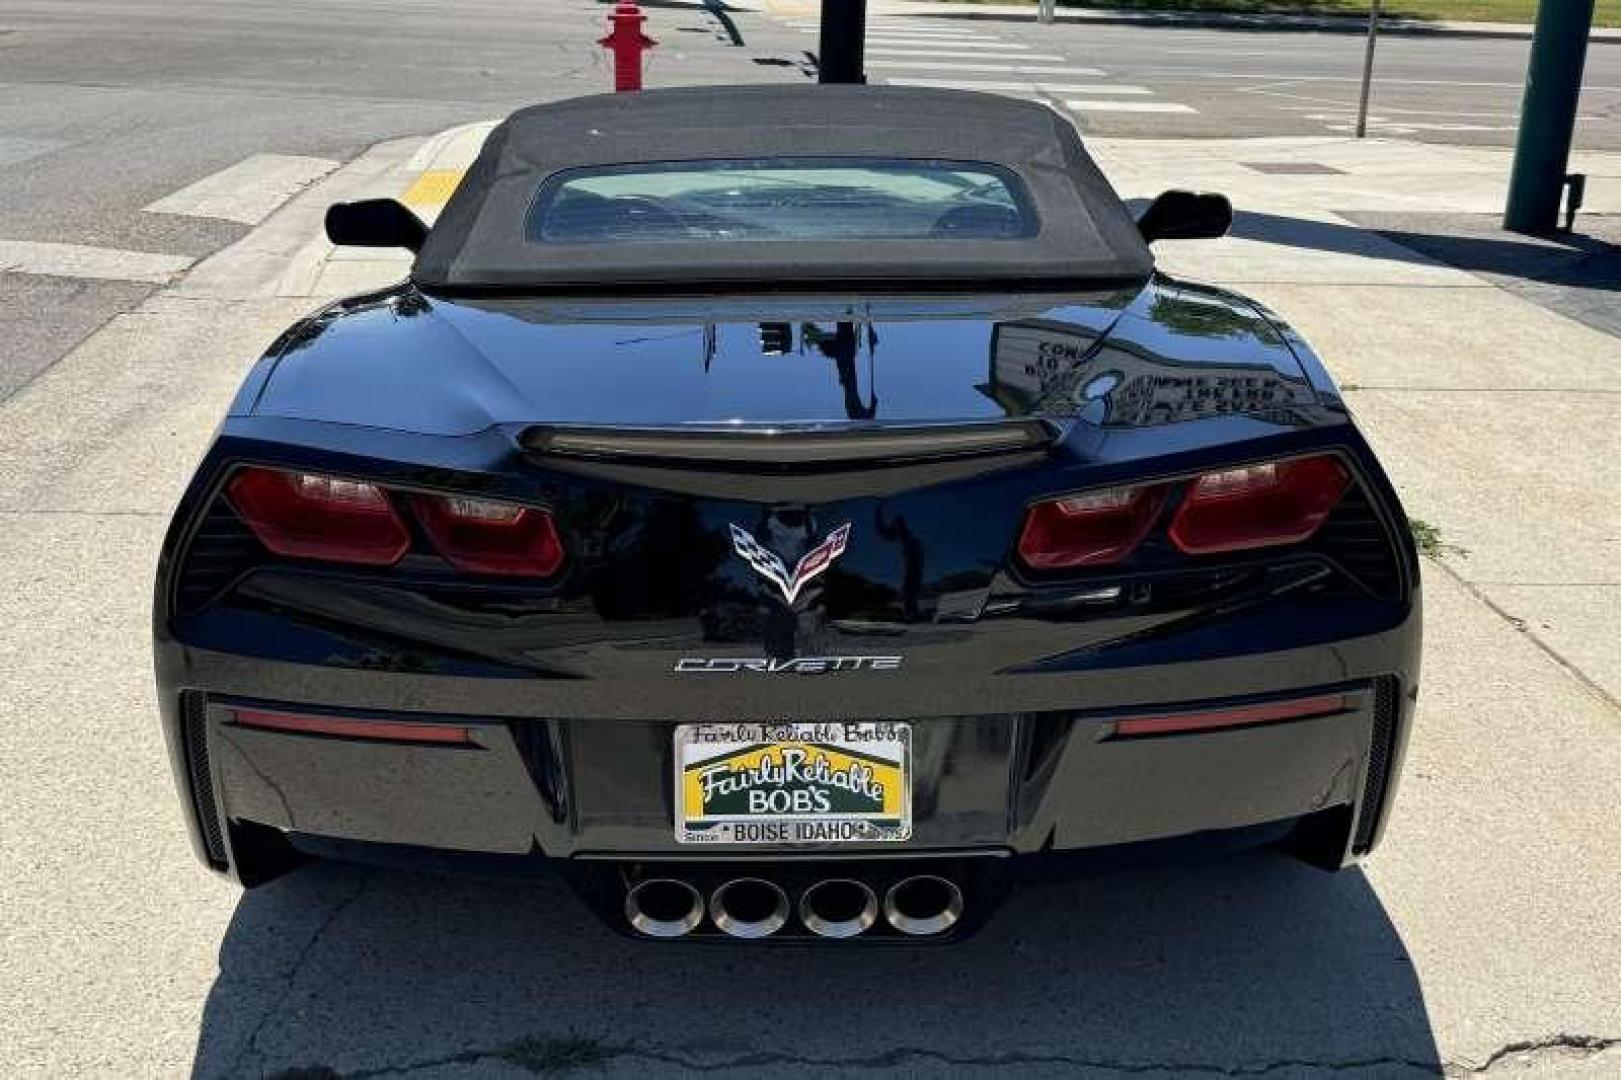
231;708;475;745
1113;693;1348;737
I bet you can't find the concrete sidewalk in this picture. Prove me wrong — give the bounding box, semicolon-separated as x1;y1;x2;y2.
2;119;1619;1077
765;0;1621;43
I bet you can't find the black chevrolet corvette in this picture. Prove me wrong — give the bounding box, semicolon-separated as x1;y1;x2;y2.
154;86;1420;941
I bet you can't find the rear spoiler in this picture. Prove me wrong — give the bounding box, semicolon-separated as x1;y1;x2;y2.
523;420;1056;469
520;420;1060;500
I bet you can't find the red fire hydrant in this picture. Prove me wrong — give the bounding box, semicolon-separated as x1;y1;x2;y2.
600;2;656;92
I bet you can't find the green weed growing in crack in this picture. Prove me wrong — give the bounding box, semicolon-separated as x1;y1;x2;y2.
1410;517;1465;560
495;1036;610;1076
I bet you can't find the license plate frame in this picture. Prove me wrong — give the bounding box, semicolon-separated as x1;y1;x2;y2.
673;721;912;845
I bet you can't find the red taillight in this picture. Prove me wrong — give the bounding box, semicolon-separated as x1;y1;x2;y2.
227;469;565;577
1168;454;1349;555
227;467;410;566
231;708;474;745
412;494;565;577
1017;484;1167;570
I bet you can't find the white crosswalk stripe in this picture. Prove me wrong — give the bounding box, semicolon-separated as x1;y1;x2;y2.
142;154;339;225
866;39;1029;50
0;239;193;285
784;20;971;30
869;61;1106;76
887;78;1151;95
775;13;1201;120
803;25;1001;35
859;36;1002;45
785;24;996;38
861;30;998;37
866;48;1067;60
1065;100;1200;113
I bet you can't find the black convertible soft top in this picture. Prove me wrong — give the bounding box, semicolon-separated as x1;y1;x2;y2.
413;84;1153;291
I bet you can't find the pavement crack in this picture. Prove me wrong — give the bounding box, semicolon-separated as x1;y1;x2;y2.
228;873;371;1079
337;1042;1454;1078
0;507;165;517
1436;558;1621;715
1448;1033;1621;1075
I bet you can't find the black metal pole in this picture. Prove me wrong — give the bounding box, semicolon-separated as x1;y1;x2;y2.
818;0;867;84
1355;0;1382;139
1504;0;1596;233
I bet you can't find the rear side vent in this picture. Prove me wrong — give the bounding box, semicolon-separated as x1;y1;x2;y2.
1313;485;1401;598
1353;677;1399;854
175;498;263;615
181;692;228;868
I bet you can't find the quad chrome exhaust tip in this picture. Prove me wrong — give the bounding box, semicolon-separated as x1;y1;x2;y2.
709;877;791;938
799;878;879;939
625;878;704;938
883;875;964;937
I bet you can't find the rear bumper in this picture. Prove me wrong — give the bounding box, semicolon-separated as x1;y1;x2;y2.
158;648;1414;905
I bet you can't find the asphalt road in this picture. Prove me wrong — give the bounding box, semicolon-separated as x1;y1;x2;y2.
2;0;1619;405
839;13;1621;147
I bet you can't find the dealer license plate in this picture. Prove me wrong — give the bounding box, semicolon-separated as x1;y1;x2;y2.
674;722;912;845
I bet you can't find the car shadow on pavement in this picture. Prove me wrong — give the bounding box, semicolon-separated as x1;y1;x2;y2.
191;847;1441;1078
1231;209;1621;286
1130;198;1621;287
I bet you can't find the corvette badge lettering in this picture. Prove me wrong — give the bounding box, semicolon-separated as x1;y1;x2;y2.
729;521;851;605
674;656;903;674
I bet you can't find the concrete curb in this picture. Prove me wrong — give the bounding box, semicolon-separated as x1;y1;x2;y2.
882;2;1621;44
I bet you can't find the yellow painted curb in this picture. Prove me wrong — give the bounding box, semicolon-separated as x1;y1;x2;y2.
401;169;465;208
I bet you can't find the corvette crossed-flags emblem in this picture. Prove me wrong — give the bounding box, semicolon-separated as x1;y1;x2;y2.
728;522;852;606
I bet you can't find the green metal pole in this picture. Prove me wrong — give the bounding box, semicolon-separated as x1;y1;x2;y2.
1504;0;1595;233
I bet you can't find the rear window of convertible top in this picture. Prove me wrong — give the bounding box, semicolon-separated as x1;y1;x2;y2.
525;157;1038;244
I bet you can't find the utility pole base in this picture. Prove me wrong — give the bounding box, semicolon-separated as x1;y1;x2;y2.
817;0;867;84
1504;0;1596;234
